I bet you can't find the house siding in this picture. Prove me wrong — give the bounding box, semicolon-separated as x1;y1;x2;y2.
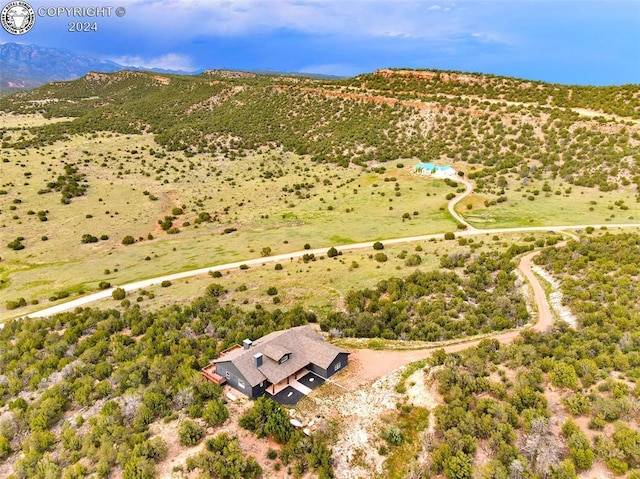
326;352;349;378
215;361;262;399
308;352;349;379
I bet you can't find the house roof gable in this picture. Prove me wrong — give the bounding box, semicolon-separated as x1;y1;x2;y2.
213;325;348;387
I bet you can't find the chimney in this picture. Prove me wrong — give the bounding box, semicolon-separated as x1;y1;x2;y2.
253;353;263;367
243;339;253;350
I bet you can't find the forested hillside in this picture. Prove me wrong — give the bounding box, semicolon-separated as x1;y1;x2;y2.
1;69;639;194
405;233;640;479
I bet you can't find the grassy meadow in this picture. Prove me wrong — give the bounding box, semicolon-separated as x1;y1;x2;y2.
1;120;458;317
459;178;640;229
53;229;561;320
1;112;639;319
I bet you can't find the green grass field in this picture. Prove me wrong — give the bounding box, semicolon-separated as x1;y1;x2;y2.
2;115;639;318
458;178;640;228
1;122;457;313
14;229;578;322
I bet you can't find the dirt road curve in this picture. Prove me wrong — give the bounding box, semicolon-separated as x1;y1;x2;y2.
347;247;560;383
447;177;475;230
23;223;639;320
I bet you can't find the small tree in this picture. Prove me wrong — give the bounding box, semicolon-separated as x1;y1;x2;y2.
444;232;456;240
179;420;204;446
374;253;388;262
373;241;384;250
206;283;226;297
404;254;422;266
203;400;228;427
327;247;339;258
7;238;24;250
112;288;126;300
81;234;98;244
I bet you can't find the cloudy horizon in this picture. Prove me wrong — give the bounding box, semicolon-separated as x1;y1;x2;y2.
1;0;638;85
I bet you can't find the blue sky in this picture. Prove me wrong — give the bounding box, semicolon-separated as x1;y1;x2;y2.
2;0;639;85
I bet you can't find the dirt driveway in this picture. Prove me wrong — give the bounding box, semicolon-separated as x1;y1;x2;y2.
342;247;556;385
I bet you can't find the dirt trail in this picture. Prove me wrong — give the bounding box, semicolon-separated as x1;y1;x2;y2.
448;177;475;230
345;247;556;383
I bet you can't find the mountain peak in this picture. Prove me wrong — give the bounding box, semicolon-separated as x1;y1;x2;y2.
0;42;123;92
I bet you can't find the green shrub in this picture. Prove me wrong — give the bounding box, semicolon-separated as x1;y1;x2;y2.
404;254;422;266
382;426;404;446
373;241;384;250
178;420;204;446
267;286;278;296
0;435;11;459
5;297;27;310
327;247;339;258
444;232;455;240
206;283;226;297
374;253;388;262
7;238;24;250
112;288;126;300
203;400;228;427
274;263;283;271
161;280;171;287
122;235;135;245
81;234;98;244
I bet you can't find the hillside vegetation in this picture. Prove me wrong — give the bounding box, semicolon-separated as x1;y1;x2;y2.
383;233;640;478
2;68;639;191
1;68;639;315
1;69;639;478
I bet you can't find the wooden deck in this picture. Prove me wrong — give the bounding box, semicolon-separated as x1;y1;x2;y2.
201;364;226;385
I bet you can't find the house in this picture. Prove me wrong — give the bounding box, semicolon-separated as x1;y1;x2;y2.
414;163;457;179
201;325;349;400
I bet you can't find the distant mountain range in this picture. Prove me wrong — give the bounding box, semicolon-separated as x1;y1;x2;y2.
0;43;193;93
0;43;346;94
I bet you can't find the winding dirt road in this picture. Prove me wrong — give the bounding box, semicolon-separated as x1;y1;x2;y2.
18;174;640;323
448;177;476;230
346;248;558;383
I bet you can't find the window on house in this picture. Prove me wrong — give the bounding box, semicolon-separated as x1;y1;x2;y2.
280;354;289;364
237;379;245;389
334;361;341;371
225;371;230;379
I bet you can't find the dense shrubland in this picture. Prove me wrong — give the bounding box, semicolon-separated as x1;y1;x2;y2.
384;233;640;478
0;300;314;477
1;69;638;194
320;244;532;340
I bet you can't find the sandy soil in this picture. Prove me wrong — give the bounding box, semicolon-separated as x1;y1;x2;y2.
151;396;288;479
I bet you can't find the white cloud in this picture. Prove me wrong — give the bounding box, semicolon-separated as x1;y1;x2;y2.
110;53;196;71
120;0;467;41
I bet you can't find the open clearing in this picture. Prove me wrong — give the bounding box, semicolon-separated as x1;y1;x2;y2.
2;124;639;318
1;129;459;312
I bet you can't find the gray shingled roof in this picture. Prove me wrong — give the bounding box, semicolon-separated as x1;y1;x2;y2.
213;325;349;387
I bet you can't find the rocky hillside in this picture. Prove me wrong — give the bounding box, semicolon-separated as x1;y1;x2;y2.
1;68;639;195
